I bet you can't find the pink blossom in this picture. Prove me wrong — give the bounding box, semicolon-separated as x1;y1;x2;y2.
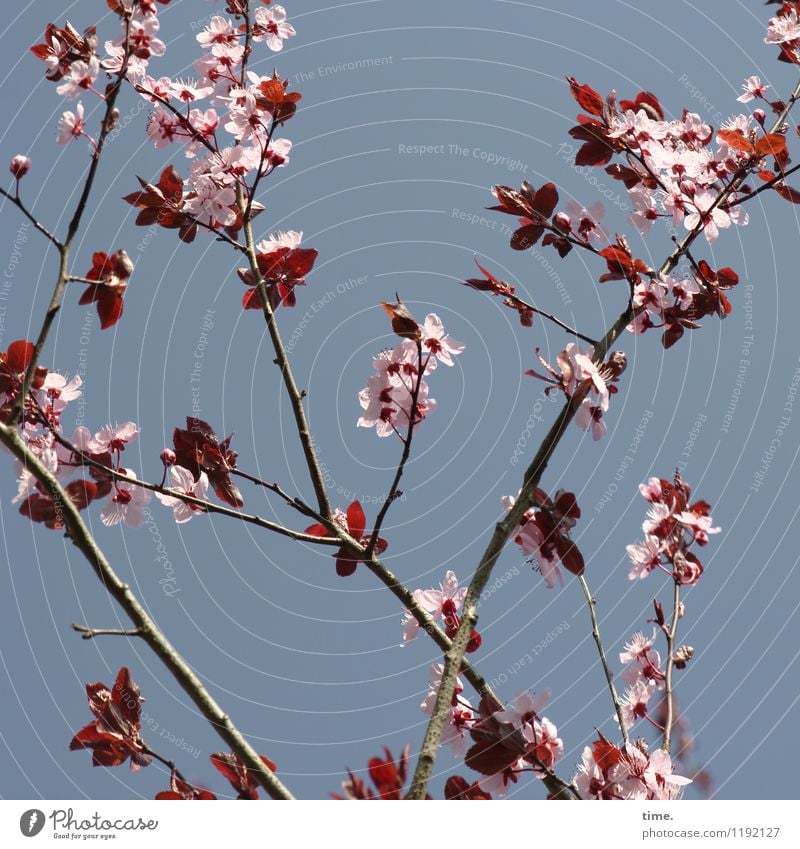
155;466;209;523
88;422;139;454
638;477;663;502
642;502;672;536
56;56;100;99
643;749;693;799
684;188;732;243
564;199;608;242
264;137;292;170
169;79;213;103
494;690;550;732
38;372;82;415
223;93;266;142
626;536;662;580
401;570;466;643
253;5;296;52
100;470;152;529
420;313;464;366
575;397;607;441
146;106;181;148
256;230;303;252
765;8;800;45
619;680;655;730
209;145;261;184
628;185;659;234
517;519;563;588
183;176;236;227
196;16;238;49
619;630;656;665
737;75;769;103
56;102;86;144
138;74;172;103
478;756;527;797
128;14;166;60
676;510;721;544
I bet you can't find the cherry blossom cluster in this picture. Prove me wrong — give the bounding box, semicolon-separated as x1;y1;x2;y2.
1;348;241;530
136;7;296;232
616;630;667;733
626;474;720;585
461;690;564;797
528;343;626;441
572;736;691;799
357;312;464;438
1;339;147;528
32;4;168;149
562;78;792;245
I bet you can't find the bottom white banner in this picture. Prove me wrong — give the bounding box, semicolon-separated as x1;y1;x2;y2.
1;799;796;847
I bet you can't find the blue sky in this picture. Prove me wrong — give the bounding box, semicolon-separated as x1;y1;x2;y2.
1;0;798;800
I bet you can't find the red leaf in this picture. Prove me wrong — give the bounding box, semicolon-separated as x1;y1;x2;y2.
567;77;604;116
755;133;787;157
6;340;35;373
717;129;754;154
464;739;520;776
335;553;359;578
555;536;585;576
533;182;559;218
345;500;366;538
575;140;614;167
775;183;800;203
510;223;544;250
96;291;125;329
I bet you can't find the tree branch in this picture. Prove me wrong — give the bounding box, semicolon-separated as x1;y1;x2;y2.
404;76;800;796
0;420;294;800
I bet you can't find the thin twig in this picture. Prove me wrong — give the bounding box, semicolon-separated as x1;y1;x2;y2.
231;468;318;517
511;293;598;345
578;575;629;746
722;160;800;209
0;420;294;800
661;578;682;753
38;419;339;545
0;187;63;248
72;624;142;640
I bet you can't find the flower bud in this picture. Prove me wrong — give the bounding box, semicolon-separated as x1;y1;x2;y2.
673;645;694;669
10;155;31;179
753;109;767;129
553;212;571;233
160;448;176;466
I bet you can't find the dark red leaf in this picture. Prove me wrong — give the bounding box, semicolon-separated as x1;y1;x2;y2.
567;77;604;116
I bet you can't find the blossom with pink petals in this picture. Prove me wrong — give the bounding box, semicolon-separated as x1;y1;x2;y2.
155;466;209;523
100;470;152;529
253;5;296;52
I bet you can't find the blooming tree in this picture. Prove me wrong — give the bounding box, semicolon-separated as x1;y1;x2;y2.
0;0;797;801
